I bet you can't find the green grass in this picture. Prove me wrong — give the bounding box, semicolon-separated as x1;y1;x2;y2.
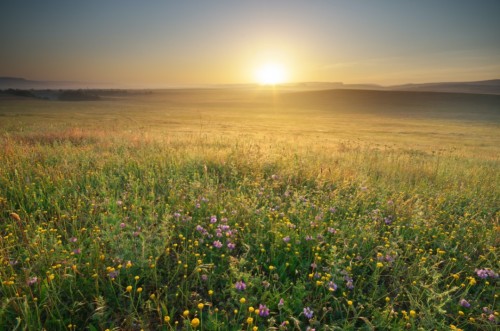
0;89;499;330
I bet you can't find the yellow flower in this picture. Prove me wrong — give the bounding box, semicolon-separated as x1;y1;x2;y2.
409;310;416;318
190;318;200;328
164;316;170;323
249;307;255;313
252;326;258;331
134;276;140;280
9;212;21;221
183;310;190;317
208;290;214;296
197;303;204;309
136;287;143;293
347;300;353;306
240;297;246;304
247;317;254;324
376;262;383;268
126;286;133;292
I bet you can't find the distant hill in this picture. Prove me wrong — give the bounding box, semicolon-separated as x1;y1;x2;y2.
2;77;500;95
0;77;113;89
388;79;500;95
286;80;500;95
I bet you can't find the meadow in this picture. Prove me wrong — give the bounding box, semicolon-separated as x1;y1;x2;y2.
0;88;499;330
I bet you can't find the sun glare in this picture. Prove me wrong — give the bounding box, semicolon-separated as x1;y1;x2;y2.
254;63;287;85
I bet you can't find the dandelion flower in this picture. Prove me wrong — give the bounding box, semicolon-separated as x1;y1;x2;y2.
9;212;21;221
190;318;200;328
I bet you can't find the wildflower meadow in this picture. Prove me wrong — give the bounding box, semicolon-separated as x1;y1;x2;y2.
0;89;498;330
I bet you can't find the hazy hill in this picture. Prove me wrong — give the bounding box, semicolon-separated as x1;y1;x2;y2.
1;76;500;95
286;79;500;95
388;79;500;95
0;77;112;89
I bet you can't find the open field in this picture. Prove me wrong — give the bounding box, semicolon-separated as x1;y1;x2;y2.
0;88;499;330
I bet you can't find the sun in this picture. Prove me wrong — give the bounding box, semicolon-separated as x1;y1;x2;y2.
254;63;287;85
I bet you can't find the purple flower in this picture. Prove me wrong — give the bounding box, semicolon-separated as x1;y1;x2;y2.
201;274;208;281
73;248;81;254
327;227;336;234
303;307;314;319
343;273;354;289
70;237;77;243
27;277;38;286
259;304;270;317
227;242;236;250
235;280;246;291
210;215;217;223
488;314;496;322
385;255;395;263
120;222;126;229
278;298;285;308
476;268;498;279
213;240;222;248
108;270;119;279
459;299;471;308
328;281;338;291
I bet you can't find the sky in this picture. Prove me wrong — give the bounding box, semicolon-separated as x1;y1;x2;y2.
1;0;499;87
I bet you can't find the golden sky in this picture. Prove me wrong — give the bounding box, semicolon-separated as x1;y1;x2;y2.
1;1;499;87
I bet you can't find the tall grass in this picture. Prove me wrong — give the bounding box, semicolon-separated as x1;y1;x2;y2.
0;91;499;330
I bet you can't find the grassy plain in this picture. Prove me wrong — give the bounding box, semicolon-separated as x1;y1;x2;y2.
0;88;499;330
